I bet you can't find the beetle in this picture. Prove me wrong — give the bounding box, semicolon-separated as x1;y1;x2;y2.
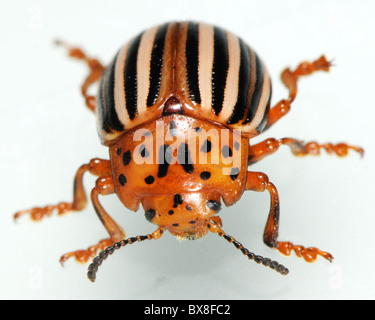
14;21;363;282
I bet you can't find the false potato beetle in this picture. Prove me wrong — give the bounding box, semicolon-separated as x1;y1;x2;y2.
14;21;363;282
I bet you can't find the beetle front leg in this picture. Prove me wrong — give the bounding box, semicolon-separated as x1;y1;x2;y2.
248;138;364;164
55;40;104;112
60;175;125;264
265;56;332;130
14;158;111;221
245;171;334;263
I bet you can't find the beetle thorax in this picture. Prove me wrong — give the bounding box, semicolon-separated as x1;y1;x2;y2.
108;114;248;238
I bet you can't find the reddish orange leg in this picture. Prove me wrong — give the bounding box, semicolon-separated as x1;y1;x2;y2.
265;55;332;130
14;158;111;221
60;239;113;265
55;40;104;112
14;158;125;264
248;137;364;164
245;171;333;263
60;174;125;265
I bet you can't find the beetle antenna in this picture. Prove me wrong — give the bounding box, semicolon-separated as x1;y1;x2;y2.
87;228;164;283
207;221;289;276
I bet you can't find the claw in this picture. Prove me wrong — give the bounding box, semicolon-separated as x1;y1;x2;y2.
277;241;334;263
14;202;72;222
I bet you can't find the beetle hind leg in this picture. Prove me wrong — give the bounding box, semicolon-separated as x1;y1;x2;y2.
55;40;104;112
245;171;334;263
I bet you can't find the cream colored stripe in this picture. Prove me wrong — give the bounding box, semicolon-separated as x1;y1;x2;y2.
220;32;241;121
114;43;130;126
137;25;159;116
198;23;214;112
242;66;271;133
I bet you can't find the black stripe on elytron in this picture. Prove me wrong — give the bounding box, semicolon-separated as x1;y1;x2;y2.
243;52;264;124
98;69;111;133
211;26;229;115
227;39;251;125
105;51;124;132
147;23;169;107
124;32;144;120
256;85;272;132
185;22;201;104
256;96;271;133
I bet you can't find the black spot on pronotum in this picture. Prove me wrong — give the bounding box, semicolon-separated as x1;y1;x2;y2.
123;150;131;166
206;200;221;213
144;175;155;185
221;145;233;158
174;194;183;205
230;167;240;180
201;139;212;153
158;144;173;178
119;174;127;186
177;143;194;174
200;171;211;180
194;127;202;132
145;209;156;222
139;145;150;158
116;147;122;156
169;120;177;137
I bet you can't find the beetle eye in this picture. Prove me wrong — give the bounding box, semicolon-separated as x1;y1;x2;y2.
206;200;221;213
145;209;156;222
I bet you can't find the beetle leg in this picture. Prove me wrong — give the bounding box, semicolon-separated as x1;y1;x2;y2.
60;175;125;264
265;55;332;130
245;171;334;263
60;239;113;265
248;137;364;164
55;40;104;112
14;158;111;221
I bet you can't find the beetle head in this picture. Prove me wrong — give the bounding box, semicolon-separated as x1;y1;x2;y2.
141;192;221;240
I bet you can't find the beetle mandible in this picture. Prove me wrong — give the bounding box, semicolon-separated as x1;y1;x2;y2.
14;21;363;282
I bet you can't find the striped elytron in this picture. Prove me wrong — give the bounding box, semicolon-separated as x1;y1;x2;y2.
14;21;363;282
97;21;270;145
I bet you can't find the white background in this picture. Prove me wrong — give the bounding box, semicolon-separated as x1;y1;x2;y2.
1;0;374;300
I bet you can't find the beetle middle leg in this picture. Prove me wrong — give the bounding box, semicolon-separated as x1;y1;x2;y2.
248;137;364;164
265;55;332;130
55;40;104;112
245;171;334;263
